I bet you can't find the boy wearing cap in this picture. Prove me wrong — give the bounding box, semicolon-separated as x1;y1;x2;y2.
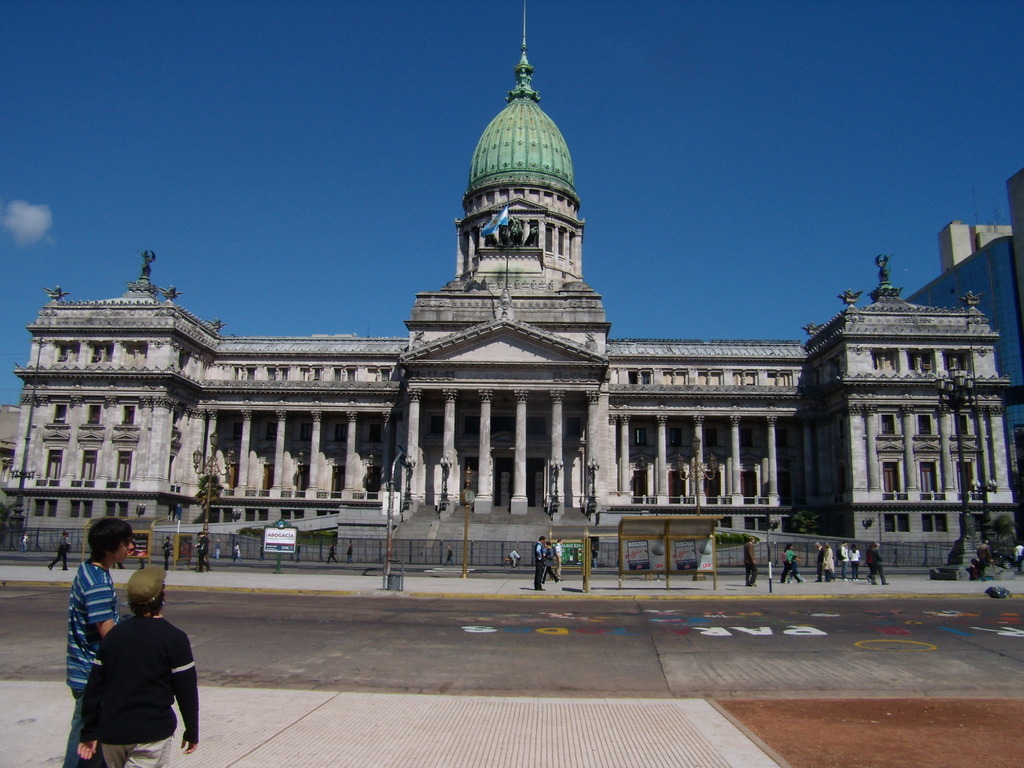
63;517;134;768
78;566;200;767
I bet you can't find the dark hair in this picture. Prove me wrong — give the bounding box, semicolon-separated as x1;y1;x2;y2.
129;589;165;617
88;518;134;561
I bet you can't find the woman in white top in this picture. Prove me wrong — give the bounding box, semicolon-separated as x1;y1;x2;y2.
848;544;861;580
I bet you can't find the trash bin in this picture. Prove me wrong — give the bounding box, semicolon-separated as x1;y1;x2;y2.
385;560;404;591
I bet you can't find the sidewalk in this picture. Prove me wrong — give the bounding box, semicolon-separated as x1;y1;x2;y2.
2;563;1015;768
0;559;1015;599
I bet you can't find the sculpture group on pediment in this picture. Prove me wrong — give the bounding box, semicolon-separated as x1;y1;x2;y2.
483;215;540;248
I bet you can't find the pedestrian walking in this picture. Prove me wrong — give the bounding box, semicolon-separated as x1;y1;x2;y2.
745;536;761;585
822;543;835;582
849;544;861;580
814;542;825;582
20;532;28;552
445;544;454;566
49;532;71;571
213;540;222;560
232;542;241;562
551;539;564;581
743;536;758;587
1015;541;1024;573
976;541;993;580
327;543;338;564
533;536;549;591
62;517;134;768
780;545;804;583
195;534;210;573
162;537;173;570
838;542;849;580
866;541;889;585
77;566;200;767
346;541;353;563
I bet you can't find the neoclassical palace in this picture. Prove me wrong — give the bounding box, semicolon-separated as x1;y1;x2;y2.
7;43;1014;541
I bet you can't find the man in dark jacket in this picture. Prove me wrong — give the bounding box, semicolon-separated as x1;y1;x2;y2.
78;566;199;766
743;536;758;587
533;536;549;591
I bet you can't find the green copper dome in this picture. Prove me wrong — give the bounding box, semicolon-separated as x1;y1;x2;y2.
467;47;576;200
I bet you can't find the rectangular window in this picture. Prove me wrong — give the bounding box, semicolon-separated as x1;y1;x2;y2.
917;414;933;435
740;428;753;448
634;427;648;446
704;428;719;448
233;421;244;440
53;403;68;424
566;417;582;438
46;449;63;479
464;416;480;435
882;461;900;493
880;414;897;434
116;451;132;482
883;513;910;533
640;371;652;385
82;500;93;518
907;350;933;372
668;427;683;447
776;429;789;448
121;405;135;425
627;371;639;385
266;421;278;440
920;462;937;492
492;415;515;434
70;500;81;518
57;343;79;362
945;351;967;371
872;350;897;371
90;343;114;363
368;423;384;442
922;513;948;533
333;423;347;442
87;405;102;424
526;416;546;437
428;415;444;435
300;422;313;440
81;451;98;481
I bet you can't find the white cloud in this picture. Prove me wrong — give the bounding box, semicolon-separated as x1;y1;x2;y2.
3;200;53;245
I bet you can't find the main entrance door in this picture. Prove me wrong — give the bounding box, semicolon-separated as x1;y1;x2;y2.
494;457;514;508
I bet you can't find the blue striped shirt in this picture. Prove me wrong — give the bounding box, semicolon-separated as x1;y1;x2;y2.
66;562;119;690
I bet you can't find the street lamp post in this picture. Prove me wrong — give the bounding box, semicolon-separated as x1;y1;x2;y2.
9;340;43;538
461;466;474;579
548;460;562;517
437;455;452;516
585;457;599;518
937;374;980;566
679;437;720;514
383;449;407;590
192;432;222;536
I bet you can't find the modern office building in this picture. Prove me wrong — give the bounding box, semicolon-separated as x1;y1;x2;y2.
5;44;1014;543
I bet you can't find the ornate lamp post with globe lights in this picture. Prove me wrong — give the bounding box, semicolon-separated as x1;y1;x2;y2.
936;373;981;567
192;433;222;536
677;437;720;514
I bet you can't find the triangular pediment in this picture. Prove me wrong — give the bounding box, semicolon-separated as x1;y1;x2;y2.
401;320;606;367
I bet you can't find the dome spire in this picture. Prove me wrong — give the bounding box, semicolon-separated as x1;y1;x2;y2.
507;1;539;103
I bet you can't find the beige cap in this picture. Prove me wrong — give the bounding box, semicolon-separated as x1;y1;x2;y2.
127;566;165;602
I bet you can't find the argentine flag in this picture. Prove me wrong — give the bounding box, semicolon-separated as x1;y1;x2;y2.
481;205;509;238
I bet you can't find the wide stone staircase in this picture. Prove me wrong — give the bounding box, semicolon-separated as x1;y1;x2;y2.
394;501;595;544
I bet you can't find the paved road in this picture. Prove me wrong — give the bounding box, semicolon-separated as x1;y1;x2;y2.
4;586;1021;699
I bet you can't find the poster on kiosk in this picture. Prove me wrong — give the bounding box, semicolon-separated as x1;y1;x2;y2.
263;525;297;555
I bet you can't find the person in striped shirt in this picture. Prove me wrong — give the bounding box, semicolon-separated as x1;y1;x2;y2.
63;517;133;768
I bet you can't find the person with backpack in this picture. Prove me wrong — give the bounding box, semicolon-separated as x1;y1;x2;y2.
837;542;849;581
533;536;550;591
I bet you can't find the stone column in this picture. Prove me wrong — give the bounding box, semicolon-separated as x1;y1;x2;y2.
976;406;990;486
938;406;955;493
62;396;84;480
656;414;668;501
273;411;287;490
98;397;120;480
864;406;880;492
443;389;457;489
239;410;252;488
801;416;816;499
406;390;422;499
148;398;174;483
344;411;358;491
309;411;322;490
847;406;866;493
729;415;741;502
986;406;1008;490
551;391;564;500
900;405;918;492
512;390;529;513
617;415;630;495
766;414;779;501
477;390;493;513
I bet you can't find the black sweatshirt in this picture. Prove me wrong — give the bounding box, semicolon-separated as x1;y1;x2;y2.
80;615;199;745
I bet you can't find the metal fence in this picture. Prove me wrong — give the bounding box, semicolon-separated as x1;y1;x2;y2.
2;526;965;570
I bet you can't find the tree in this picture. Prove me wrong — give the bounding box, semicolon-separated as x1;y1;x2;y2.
789;510;819;535
194;474;223;524
991;514;1017;546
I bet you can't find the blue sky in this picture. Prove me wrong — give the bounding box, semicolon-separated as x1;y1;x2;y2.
2;0;1023;403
